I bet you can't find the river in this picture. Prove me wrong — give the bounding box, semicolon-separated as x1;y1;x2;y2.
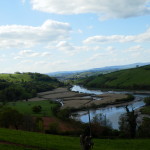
71;85;149;130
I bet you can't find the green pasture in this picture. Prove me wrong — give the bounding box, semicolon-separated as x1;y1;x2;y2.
3;100;58;117
0;128;150;150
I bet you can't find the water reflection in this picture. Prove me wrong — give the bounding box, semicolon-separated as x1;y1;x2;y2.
76;100;145;129
71;85;147;130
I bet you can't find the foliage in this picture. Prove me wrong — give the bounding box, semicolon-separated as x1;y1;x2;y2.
0;72;62;103
48;122;60;134
144;97;150;106
32;105;42;113
0;107;23;129
119;106;138;138
90;113;115;138
57;108;71;120
137;117;150;138
140;97;150;116
35;117;44;132
92;113;112;128
140;105;150;115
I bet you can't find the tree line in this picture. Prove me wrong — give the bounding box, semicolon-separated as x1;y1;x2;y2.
0;72;63;103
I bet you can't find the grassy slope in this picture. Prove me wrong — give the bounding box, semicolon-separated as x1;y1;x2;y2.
0;73;60;86
0;72;62;102
3;100;57;117
0;73;31;82
78;65;150;90
0;128;150;150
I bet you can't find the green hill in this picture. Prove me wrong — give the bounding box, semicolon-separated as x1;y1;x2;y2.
77;65;150;90
0;128;150;150
0;72;62;103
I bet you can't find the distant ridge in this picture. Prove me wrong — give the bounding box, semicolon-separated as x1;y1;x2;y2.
47;62;150;80
47;62;150;75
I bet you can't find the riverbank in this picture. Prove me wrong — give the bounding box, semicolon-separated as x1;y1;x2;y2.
27;87;135;110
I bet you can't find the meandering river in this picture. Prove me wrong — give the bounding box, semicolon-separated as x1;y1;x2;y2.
71;85;149;129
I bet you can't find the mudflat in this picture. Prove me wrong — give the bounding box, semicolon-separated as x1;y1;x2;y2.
28;87;129;109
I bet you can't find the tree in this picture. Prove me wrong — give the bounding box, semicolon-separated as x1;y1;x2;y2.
0;108;23;129
92;113;112;128
119;106;138;138
91;113;112;138
57;108;71;120
137;117;150;138
32;105;42;113
144;97;150;106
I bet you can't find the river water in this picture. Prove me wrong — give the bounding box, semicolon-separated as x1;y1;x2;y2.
71;85;148;130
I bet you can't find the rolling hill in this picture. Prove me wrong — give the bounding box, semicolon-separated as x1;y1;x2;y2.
47;62;150;81
0;72;62;102
77;65;150;90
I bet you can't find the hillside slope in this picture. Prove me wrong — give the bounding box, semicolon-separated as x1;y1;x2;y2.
48;62;150;81
77;65;150;90
0;72;62;102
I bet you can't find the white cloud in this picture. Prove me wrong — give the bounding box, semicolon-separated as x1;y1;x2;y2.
77;29;83;34
89;53;108;61
14;50;52;59
19;50;32;56
83;28;150;44
0;20;71;49
41;52;51;57
14;56;23;60
125;45;143;52
21;0;26;4
56;41;75;53
30;0;150;19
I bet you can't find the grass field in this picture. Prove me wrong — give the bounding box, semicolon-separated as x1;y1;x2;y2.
77;65;150;90
3;100;58;117
0;128;150;150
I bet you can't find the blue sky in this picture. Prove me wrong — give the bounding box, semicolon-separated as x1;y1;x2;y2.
0;0;150;73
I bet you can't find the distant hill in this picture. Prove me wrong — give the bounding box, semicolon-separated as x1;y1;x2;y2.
77;65;150;90
0;72;62;102
47;62;150;81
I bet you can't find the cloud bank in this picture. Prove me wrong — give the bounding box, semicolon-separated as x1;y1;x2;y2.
83;28;150;44
0;20;71;49
30;0;150;19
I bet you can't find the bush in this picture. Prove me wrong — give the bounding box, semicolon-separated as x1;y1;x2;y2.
137;117;150;138
0;108;23;129
57;108;71;120
48;122;60;134
32;105;42;113
144;97;150;106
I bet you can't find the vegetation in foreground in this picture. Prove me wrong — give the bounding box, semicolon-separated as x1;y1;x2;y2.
0;127;150;150
76;65;150;90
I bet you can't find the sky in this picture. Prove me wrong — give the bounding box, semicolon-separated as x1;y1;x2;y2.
0;0;150;73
